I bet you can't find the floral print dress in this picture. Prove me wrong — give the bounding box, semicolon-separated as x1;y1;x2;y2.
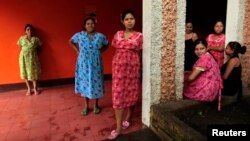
184;52;223;110
111;31;143;109
71;31;108;99
206;33;225;68
17;35;42;80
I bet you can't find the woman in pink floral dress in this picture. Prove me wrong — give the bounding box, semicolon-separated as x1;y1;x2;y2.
206;20;225;68
184;39;223;111
108;10;143;140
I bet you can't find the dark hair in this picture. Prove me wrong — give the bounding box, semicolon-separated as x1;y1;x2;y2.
24;24;34;31
214;20;224;26
121;10;135;21
186;21;193;25
194;38;208;48
83;16;96;25
228;41;247;57
87;12;96;17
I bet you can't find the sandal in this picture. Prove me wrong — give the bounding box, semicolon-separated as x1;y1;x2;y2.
107;130;119;140
81;108;89;116
93;107;101;114
122;121;130;129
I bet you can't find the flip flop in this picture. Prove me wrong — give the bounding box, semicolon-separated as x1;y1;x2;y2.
122;121;130;129
81;108;89;116
93;107;101;114
107;130;119;140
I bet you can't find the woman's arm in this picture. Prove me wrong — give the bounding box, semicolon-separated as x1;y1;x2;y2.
222;58;238;79
188;67;203;81
192;33;198;42
208;44;225;52
68;39;79;54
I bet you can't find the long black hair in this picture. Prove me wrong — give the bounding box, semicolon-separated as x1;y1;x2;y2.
227;42;247;57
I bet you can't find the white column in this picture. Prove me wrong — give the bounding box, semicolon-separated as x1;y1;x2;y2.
142;0;162;126
175;0;186;100
225;0;245;44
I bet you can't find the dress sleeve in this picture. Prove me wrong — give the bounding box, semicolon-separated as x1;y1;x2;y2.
206;34;211;43
37;37;43;46
194;54;210;71
138;33;143;50
111;31;119;48
17;36;22;46
71;33;80;44
102;34;109;46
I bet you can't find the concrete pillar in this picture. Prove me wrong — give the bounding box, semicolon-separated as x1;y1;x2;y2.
142;0;163;126
226;0;250;94
225;0;245;45
142;0;186;126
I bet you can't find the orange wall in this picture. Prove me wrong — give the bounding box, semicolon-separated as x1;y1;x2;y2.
0;0;142;85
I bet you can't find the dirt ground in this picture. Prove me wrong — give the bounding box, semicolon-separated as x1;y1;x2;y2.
174;95;250;136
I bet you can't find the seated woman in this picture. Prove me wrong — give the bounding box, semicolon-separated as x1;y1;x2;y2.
183;39;223;110
221;42;246;99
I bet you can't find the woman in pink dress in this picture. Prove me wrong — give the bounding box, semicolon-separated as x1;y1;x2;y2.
184;39;223;111
108;10;143;140
206;20;225;68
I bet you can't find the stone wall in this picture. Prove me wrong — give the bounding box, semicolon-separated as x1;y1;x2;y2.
242;0;250;86
161;0;177;102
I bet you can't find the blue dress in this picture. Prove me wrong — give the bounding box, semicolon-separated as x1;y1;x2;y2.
71;31;108;99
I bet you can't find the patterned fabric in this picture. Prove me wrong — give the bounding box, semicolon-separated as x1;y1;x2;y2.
17;35;42;80
184;52;223;110
206;34;225;68
71;31;108;99
111;31;143;109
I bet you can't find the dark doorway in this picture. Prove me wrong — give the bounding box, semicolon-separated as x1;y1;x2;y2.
186;0;228;38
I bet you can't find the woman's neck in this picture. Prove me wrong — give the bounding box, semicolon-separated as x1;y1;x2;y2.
26;35;32;39
214;32;222;36
125;28;134;33
87;31;95;35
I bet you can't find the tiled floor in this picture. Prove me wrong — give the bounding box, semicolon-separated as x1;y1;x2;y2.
0;81;143;141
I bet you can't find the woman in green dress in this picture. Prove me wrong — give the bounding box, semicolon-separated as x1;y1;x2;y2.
17;24;42;95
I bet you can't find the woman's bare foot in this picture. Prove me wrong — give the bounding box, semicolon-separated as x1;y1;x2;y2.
34;89;39;95
26;89;31;96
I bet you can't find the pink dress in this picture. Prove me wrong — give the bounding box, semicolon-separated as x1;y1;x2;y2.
184;52;223;110
206;33;225;68
111;31;143;109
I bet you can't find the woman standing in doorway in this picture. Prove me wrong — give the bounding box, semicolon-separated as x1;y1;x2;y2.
108;10;143;140
17;24;42;96
185;21;198;71
69;15;109;116
206;20;225;68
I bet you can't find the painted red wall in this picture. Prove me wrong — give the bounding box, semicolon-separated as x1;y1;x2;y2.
0;0;142;85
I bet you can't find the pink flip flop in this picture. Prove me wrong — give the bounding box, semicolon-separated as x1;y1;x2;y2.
107;130;119;140
122;121;130;129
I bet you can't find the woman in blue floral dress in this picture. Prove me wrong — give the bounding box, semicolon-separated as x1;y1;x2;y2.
69;15;108;116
